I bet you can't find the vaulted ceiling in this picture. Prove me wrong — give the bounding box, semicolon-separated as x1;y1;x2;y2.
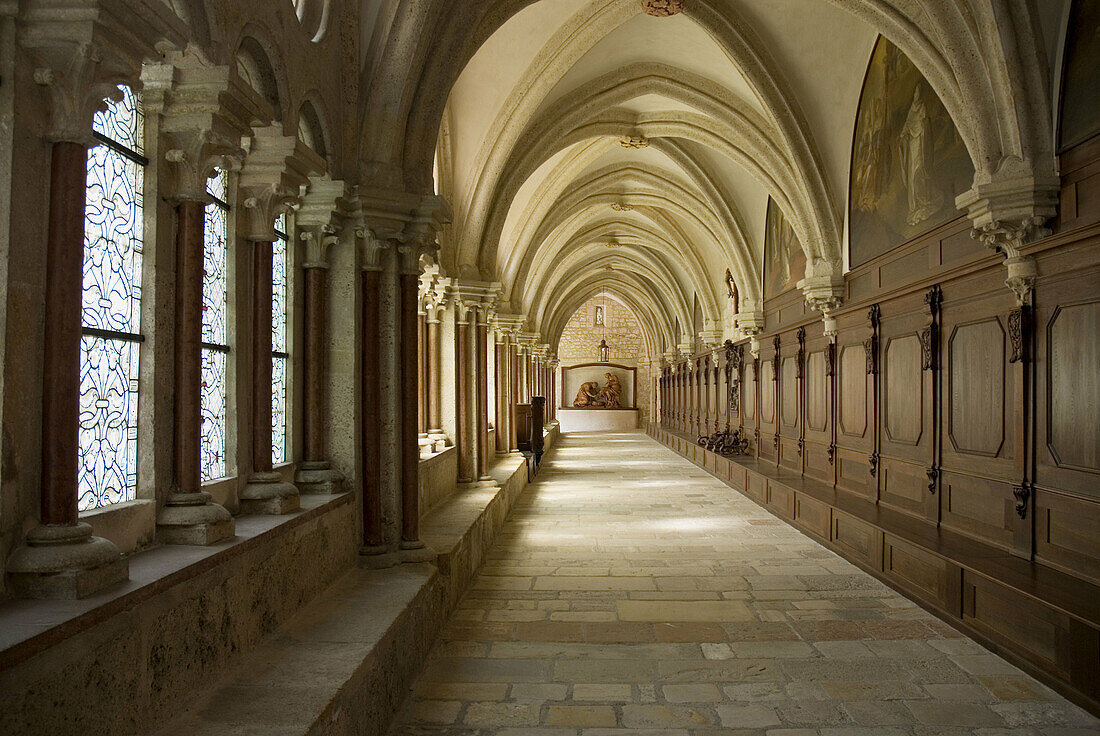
359;0;1070;356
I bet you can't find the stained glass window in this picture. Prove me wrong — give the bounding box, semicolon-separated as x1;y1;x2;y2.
272;214;290;465
201;171;230;481
79;85;146;512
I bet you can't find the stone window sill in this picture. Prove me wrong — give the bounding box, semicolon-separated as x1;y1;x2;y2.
79;498;157;555
0;492;351;671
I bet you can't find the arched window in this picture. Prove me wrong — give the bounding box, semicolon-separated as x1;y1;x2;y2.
79;85;146;512
272;214;290;464
201;171;230;481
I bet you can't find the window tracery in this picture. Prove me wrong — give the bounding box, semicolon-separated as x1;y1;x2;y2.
201;170;230;482
272;213;290;465
79;85;145;512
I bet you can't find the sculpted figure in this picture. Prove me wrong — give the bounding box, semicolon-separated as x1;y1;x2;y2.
572;381;600;407
595;372;622;408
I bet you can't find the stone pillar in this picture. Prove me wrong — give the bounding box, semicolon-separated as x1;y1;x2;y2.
456;307;474;483
359;263;385;553
237;130;323;514
495;332;509;454
426;307;446;447
509;340;520;452
398;253;425;549
294;176;347;494
475;308;494;483
7;139;128;598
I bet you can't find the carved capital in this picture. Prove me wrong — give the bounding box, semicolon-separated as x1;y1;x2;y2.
957;156;1059;261
1004;256;1038;307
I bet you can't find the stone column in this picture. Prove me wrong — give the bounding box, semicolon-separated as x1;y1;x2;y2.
7;138;128;598
359;259;385;553
509;339;520;452
398;249;425;549
426;306;446;448
455;306;474;483
475;308;494;484
495;332;509;454
295;176;347;494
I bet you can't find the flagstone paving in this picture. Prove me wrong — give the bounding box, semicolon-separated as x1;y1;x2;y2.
389;432;1100;735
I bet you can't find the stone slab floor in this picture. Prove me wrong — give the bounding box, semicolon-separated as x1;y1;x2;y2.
389;432;1100;736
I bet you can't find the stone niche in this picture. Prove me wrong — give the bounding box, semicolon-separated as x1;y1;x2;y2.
562;362;637;409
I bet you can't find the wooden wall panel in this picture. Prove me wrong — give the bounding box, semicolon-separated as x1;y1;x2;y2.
1047;301;1100;472
880;456;935;521
948;318;1008;457
837;344;868;441
794;493;830;539
962;572;1072;680
1035;491;1100;585
940;471;1014;550
883;535;951;609
781;356;798;428
884;334;924;446
831;511;882;568
806;351;827;431
767;481;794;519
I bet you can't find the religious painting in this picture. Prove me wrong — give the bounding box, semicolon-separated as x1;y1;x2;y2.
763;197;806;300
1060;0;1100;152
849;36;974;268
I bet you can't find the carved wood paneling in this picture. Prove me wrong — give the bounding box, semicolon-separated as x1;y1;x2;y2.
794;493;830;539
831;511;882;568
884;334;924;445
948;319;1007;457
760;360;775;424
1047;301;1100;473
940;471;1014;550
781;356;798;427
838;345;867;438
807;351;826;431
1035;491;1100;586
883;535;950;609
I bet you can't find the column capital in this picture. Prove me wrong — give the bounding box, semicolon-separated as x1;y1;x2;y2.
238;126;325;242
492;312;527;338
957;158;1060;261
297;175;350;268
17;0;187;143
144;56;270;201
452;280;502;324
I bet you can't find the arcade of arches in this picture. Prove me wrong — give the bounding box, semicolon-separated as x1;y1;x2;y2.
1;1;1099;734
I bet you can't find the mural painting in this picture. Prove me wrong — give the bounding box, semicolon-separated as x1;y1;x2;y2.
763;197;806;300
849;36;974;267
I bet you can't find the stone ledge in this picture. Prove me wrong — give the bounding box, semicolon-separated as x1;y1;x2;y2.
154;563;446;736
0;494;357;736
422;422;559;608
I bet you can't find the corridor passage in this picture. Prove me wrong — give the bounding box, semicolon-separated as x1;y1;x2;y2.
390;433;1098;735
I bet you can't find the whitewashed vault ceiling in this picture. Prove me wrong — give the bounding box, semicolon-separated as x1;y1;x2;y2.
358;0;1069;354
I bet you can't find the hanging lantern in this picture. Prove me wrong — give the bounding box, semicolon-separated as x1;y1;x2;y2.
599;339;610;363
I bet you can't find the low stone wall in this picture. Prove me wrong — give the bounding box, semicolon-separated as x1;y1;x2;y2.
0;496;357;736
419;444;458;516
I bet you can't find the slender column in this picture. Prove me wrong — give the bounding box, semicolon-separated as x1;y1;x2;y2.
399;267;424;548
495;335;509;454
476;309;493;482
240;238;300;514
158;198;234;541
295;261;343;494
456;310;473;481
427;311;445;442
417;310;427;438
509;340;520;452
8;142;128;597
360;267;384;550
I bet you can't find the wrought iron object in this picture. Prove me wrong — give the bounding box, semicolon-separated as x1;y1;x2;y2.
697;428;751;456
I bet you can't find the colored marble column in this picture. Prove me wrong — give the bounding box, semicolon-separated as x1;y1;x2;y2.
509;340;520;452
456;309;473;482
360;266;384;552
8;142;128;598
399;267;424;549
476;308;493;483
295;262;342;494
495;333;509;454
426;310;446;446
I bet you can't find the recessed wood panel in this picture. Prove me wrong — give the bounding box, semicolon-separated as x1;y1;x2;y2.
884;334;923;445
880;458;932;519
940;472;1013;550
839;345;866;438
1036;491;1100;585
1048;301;1100;472
949;319;1006;457
760;361;775;423
744;370;756;421
884;535;948;607
832;511;881;567
747;472;766;501
806;351;826;431
794;493;830;538
837;449;873;500
962;573;1070;677
804;441;832;484
767;481;794;519
782;356;798;427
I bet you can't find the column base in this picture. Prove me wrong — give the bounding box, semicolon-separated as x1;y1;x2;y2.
157;492;235;546
294;461;345;495
399;542;437;564
240;472;301;515
427;430;449;453
7;522;128;599
359;545;401;568
476;476;500;489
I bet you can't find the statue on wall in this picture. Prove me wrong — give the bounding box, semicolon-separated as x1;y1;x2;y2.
572;372;623;408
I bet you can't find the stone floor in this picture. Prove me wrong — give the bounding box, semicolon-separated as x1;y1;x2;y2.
388;432;1100;736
